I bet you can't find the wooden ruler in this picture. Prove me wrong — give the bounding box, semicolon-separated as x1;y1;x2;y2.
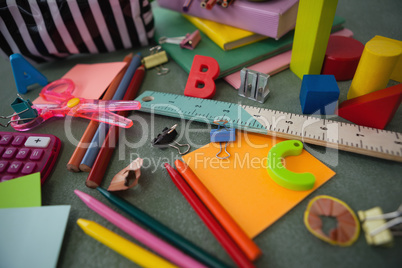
135;91;402;162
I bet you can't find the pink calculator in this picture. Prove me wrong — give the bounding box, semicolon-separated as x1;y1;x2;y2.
0;131;61;184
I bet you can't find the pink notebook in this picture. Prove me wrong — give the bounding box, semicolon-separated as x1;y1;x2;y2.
224;28;354;89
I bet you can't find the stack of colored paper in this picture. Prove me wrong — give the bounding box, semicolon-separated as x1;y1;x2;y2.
0;173;71;268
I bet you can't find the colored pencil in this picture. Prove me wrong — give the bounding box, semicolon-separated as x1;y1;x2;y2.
66;53;133;172
85;65;145;188
77;219;178;268
74;190;207;268
175;160;262;261
164;163;255;268
96;186;230;268
80;53;141;172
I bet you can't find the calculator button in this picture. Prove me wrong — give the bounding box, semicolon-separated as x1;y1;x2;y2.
7;161;22;173
2;148;17;159
0;147;4;156
0;161;8;172
21;162;36;174
16;148;30;160
12;136;26;146
30;149;44;160
0;135;13;145
0;175;14;182
25;137;51;148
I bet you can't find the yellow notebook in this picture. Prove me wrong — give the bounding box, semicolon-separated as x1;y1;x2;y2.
182;131;336;238
183;14;268;51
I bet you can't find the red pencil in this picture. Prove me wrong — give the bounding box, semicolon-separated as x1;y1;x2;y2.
85;65;145;188
175;160;262;261
164;163;255;268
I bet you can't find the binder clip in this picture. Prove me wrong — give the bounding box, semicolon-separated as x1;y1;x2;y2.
210;120;236;159
141;46;169;75
238;68;270;103
159;30;201;50
152;124;191;155
358;204;402;246
1;95;38;127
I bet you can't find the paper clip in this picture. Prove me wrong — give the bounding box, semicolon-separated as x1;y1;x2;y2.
210;120;235;159
239;68;270;103
152;124;190;155
141;46;169;75
0;95;38;127
159;30;201;50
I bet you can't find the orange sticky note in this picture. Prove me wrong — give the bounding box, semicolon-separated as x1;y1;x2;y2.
33;62;127;104
182;131;336;238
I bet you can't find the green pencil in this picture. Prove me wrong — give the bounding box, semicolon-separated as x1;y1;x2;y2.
96;187;230;268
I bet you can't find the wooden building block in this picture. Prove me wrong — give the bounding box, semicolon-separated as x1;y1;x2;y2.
290;0;339;79
347;39;401;99
299;75;340;115
371;35;402;83
321;36;364;81
337;83;402;129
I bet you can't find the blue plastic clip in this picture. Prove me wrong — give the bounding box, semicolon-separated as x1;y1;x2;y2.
210;120;236;159
10;53;48;94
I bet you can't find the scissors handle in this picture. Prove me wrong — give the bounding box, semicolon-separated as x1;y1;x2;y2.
40;79;75;103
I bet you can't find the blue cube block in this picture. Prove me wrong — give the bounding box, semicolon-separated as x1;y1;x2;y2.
299;75;340;115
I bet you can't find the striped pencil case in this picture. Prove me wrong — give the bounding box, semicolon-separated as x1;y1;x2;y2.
0;0;154;63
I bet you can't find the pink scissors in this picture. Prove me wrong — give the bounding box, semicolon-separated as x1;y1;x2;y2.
11;79;141;131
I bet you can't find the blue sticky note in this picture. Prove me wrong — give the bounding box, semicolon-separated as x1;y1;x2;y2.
0;205;71;268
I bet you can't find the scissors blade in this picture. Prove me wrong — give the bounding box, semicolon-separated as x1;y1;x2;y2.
74;110;133;128
78;100;141;112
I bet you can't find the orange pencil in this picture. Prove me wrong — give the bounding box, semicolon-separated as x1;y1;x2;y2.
175;160;262;261
66;53;133;172
86;65;145;188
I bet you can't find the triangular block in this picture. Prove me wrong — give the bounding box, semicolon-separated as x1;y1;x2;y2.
337;84;402;129
10;54;48;94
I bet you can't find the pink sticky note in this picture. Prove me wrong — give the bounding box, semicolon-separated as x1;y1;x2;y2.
224;28;354;89
33;62;127;104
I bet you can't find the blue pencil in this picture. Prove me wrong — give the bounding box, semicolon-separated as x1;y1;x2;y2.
79;53;141;171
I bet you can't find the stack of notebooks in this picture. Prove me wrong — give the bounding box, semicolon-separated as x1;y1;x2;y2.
157;0;300;39
153;4;345;79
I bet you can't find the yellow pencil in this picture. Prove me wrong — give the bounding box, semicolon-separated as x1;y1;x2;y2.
77;219;178;268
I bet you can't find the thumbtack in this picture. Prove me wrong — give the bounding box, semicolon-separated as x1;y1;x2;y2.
238;68;270;103
152;124;191;155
